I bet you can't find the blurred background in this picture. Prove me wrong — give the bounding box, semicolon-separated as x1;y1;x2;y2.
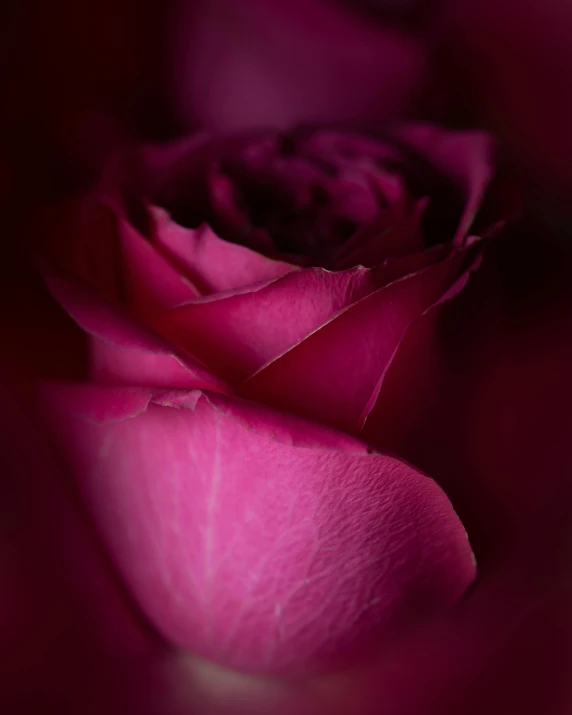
1;0;570;198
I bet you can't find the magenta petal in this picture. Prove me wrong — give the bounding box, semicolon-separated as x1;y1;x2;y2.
361;255;484;453
88;338;225;392
395;124;494;244
243;254;464;434
45;274;229;393
154;266;381;381
42;383;475;675
298;130;402;169
367;245;453;288
118;213;199;315
183;389;366;452
40;382;153;421
151;208;297;295
336;197;427;269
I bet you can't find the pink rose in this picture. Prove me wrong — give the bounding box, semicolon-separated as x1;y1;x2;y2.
38;123;497;676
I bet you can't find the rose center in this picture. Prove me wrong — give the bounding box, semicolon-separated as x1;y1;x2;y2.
159;130;464;270
216;145;387;265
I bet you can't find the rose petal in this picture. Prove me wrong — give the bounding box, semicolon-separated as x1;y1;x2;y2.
361;252;484;450
44;273;229;393
87;338;223;393
184;389;366;452
295;129;402;168
336;197;427;269
40;382;153;422
394;124;494;244
151;208;297;295
243;253;464;434
118;212;199;315
154;266;383;381
42;383;475;675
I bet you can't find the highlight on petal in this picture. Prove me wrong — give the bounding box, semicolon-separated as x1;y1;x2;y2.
394;123;494;244
151;208;297;295
198;390;367;452
44;274;230;393
88;338;225;392
42;383;476;675
153;265;383;381
243;252;464;434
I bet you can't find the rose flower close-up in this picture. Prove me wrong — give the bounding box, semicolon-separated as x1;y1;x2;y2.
1;1;571;714
40;124;492;675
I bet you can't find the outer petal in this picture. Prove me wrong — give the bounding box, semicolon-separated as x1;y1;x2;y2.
151;208;297;295
45;273;229;393
243;253;464;434
154;266;382;381
41;383;475;675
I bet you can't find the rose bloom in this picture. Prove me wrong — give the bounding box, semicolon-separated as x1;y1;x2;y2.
24;119;572;715
2;1;572;713
36;123;491;677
